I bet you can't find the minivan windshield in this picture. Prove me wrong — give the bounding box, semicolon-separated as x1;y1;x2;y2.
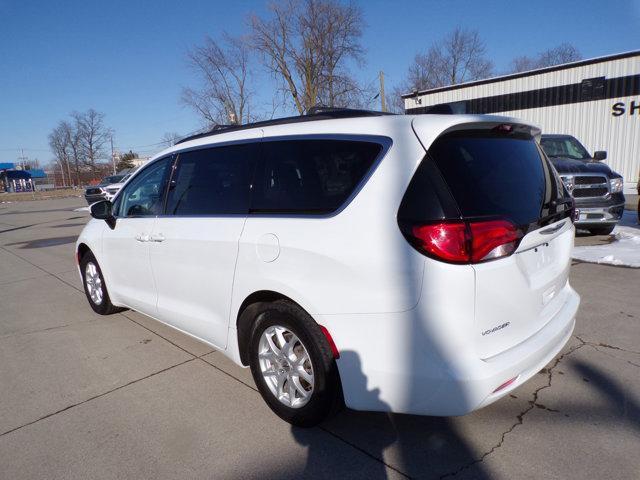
430;130;566;226
540;136;591;160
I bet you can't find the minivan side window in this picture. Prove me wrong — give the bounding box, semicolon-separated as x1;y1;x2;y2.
165;144;256;216
251;139;382;214
116;157;172;218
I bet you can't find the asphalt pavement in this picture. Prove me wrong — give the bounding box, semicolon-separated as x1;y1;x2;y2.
1;197;639;479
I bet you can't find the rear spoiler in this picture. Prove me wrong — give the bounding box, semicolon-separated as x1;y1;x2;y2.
411;115;542;152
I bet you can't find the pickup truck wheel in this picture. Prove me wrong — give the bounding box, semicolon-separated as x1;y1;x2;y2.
588;226;615;236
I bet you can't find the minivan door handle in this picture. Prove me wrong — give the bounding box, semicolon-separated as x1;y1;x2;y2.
135;234;150;242
540;222;565;235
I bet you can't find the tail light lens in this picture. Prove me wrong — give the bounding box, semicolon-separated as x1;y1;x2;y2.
469;220;522;262
406;219;523;264
411;222;469;263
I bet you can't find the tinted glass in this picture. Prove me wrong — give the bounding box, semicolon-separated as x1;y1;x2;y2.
397;158;459;224
430;131;551;226
251;139;382;214
117;157;172;217
540;137;590;160
166;144;255;215
101;175;123;185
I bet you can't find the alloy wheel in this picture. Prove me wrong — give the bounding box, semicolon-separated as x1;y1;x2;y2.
258;325;315;408
85;262;104;305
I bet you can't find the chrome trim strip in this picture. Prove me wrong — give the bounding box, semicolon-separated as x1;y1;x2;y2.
539;221;566;234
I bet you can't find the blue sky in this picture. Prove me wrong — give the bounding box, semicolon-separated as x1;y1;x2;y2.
1;0;638;164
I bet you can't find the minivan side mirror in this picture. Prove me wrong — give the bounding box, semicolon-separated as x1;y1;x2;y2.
593;151;607;161
90;200;116;229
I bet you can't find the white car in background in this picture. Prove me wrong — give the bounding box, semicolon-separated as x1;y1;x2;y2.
76;108;580;427
103;173;132;201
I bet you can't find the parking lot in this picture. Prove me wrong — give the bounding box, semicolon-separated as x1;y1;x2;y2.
1;197;639;479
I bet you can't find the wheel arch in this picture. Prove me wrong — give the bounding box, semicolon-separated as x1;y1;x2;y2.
236;290;310;366
77;242;91;262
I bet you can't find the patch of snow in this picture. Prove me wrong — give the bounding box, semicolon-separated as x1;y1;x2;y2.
573;211;640;268
73;206;90;212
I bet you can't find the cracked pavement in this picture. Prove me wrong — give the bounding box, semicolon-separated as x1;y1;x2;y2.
1;197;639;479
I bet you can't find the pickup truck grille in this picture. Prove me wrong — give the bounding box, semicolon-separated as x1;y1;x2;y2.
106;187;119;195
571;175;609;199
575;175;606;185
573;185;609;198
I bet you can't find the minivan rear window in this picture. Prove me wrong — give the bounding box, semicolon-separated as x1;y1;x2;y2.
429;131;553;226
251;139;382;214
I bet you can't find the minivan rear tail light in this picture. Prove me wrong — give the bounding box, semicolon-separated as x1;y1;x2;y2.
406;219;522;264
411;222;469;263
469;220;522;262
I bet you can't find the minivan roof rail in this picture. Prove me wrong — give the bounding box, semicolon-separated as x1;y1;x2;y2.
175;108;396;145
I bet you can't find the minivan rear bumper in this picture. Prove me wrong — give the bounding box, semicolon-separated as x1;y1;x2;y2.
323;284;579;417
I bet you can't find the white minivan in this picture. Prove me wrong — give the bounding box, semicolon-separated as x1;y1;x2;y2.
77;109;580;426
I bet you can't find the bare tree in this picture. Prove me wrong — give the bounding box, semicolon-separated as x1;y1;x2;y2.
73;109;112;172
390;84;409;114
48;109;114;186
394;27;493;112
538;43;581;67
410;27;493;90
510;55;538;73
48;122;73;187
250;0;365;114
63;119;83;186
313;0;365;107
161;132;182;147
48;120;82;186
509;43;582;73
182;33;252;127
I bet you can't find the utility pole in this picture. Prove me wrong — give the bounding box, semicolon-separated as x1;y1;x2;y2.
110;136;116;174
379;71;387;113
17;149;29;169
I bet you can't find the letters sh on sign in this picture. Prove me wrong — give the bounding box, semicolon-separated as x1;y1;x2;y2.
612;100;640;116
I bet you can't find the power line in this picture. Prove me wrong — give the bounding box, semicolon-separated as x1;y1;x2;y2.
123;140;170;149
379;71;387;112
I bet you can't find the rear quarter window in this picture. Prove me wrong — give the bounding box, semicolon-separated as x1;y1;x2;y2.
250;139;383;214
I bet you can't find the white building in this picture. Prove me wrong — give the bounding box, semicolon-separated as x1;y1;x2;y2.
131;156;150;168
402;51;639;194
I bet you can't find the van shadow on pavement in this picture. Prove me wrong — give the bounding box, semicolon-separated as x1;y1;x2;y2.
286;352;491;480
280;350;640;479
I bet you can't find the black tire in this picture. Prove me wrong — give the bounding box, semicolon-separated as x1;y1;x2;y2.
248;300;342;427
588;226;615;236
80;251;123;315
